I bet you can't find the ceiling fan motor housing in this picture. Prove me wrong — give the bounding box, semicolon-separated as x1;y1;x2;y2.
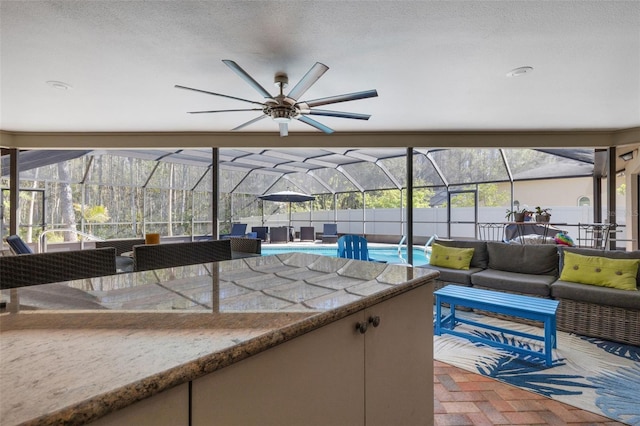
269;103;298;122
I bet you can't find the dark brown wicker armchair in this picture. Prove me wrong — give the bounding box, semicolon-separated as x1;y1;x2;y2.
230;238;261;258
0;247;117;289
95;238;145;255
133;240;232;271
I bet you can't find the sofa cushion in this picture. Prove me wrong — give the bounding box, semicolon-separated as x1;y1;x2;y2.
559;247;640;288
559;251;639;291
419;264;481;286
471;269;555;296
434;239;488;269
429;243;474;270
551;280;640;310
487;242;559;276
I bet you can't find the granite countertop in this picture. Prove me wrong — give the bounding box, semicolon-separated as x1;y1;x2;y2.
0;253;438;426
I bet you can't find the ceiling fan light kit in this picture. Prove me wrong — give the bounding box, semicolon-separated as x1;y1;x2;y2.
176;60;378;136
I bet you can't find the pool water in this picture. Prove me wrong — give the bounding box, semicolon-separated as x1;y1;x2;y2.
261;246;430;265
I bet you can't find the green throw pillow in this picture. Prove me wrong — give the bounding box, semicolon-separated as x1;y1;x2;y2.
429;243;474;270
560;251;639;291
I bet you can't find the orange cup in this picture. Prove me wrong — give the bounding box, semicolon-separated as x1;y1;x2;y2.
145;233;160;245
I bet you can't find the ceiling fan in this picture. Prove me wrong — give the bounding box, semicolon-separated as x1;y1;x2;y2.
175;60;378;137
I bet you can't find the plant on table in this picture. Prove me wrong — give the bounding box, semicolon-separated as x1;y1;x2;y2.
505;207;532;222
534;206;552;222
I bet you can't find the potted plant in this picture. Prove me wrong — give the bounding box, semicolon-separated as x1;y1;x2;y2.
534;206;552;222
505;207;531;222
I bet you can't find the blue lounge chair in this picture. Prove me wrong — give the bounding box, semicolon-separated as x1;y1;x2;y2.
6;235;34;254
322;223;338;243
337;235;385;263
220;223;248;239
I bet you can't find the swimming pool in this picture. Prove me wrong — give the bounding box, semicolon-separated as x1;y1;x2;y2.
261;245;430;265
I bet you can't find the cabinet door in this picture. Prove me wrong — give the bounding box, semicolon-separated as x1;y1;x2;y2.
88;383;189;426
192;311;366;426
364;283;434;426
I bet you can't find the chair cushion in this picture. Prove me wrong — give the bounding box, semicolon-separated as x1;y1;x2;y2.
471;269;555;297
551;280;640;310
487;242;559;276
419;264;481;286
6;235;34;254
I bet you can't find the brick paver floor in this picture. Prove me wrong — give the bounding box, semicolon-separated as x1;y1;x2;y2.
434;360;625;425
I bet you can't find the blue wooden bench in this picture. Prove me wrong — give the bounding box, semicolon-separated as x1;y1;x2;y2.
434;285;559;366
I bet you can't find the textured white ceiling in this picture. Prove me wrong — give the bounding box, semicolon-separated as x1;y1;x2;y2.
1;1;639;133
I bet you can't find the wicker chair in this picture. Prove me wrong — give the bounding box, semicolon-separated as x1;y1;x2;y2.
133;240;232;271
269;226;289;243
230;237;261;259
0;247;117;289
95;238;145;255
300;226;315;241
251;226;269;241
96;238;145;272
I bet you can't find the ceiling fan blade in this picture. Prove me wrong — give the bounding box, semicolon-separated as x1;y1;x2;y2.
222;60;273;99
232;114;268;131
287;62;329;101
188;108;263;114
279;122;289;137
299;89;379;108
296;115;334;134
175;85;266;106
302;109;371;120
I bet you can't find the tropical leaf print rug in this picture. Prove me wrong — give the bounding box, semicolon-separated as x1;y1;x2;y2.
433;310;640;425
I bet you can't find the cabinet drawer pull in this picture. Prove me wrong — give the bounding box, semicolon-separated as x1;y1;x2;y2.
368;316;381;327
355;321;368;334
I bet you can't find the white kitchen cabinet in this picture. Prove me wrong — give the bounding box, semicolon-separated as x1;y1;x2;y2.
88;383;189;426
192;282;434;425
364;282;433;425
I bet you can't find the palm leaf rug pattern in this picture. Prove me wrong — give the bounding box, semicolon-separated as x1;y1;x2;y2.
433;310;640;425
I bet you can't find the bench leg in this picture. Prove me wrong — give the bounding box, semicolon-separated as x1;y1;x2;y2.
450;303;457;327
435;295;442;336
544;317;554;366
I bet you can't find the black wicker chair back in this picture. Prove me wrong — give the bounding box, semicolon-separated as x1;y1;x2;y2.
0;247;117;289
269;226;289;243
300;226;315;241
229;238;261;255
133;240;232;271
95;238;145;255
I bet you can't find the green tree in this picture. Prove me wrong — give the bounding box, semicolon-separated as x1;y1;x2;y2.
74;204;110;236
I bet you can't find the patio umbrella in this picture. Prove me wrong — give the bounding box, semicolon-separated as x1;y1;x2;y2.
257;190;315;232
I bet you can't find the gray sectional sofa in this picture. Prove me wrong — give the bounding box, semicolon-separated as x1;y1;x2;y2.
420;239;640;346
